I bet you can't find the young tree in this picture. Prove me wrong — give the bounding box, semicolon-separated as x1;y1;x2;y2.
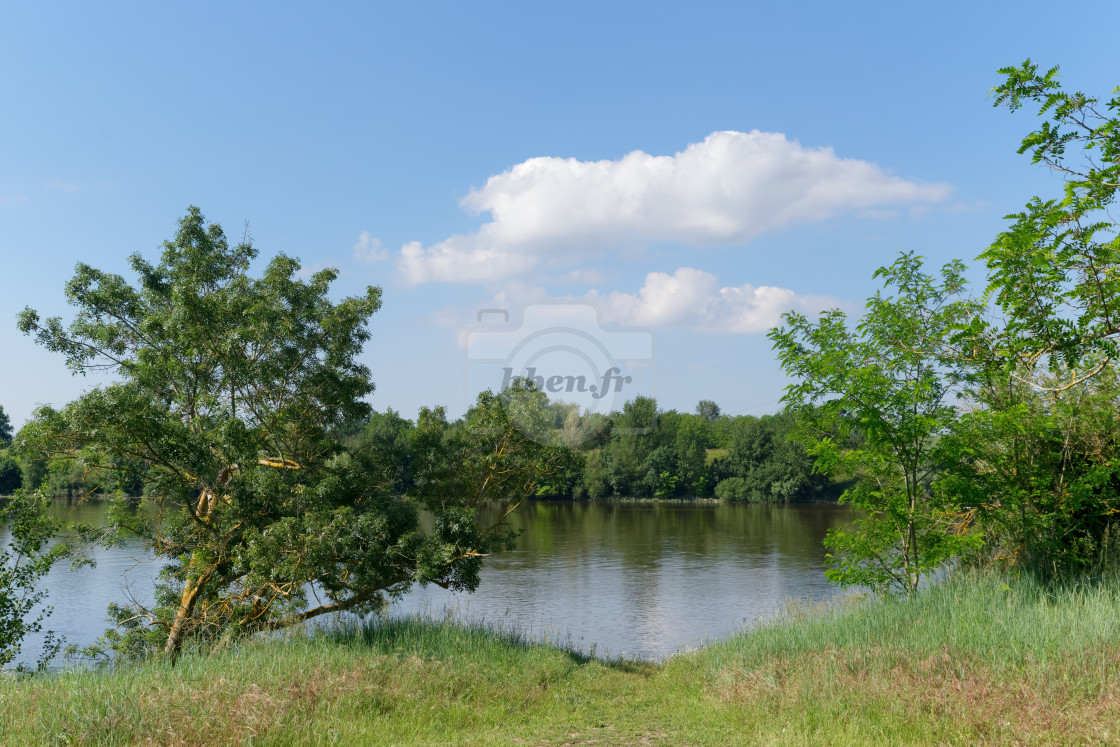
17;207;564;660
770;254;983;593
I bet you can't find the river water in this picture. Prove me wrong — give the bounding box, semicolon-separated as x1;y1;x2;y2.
4;498;855;666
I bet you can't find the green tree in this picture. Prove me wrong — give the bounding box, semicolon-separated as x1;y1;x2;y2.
0;454;20;495
770;253;982;593
17;207;562;661
673;415;711;496
1;490;69;670
601;397;660;497
724;412;823;502
983;60;1120;387
931;61;1120;572
0;406;12;446
695;400;721;422
714;476;751;501
940;362;1120;571
345;409;414;496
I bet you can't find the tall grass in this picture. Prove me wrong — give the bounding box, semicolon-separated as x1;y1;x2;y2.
706;570;1120;674
4;570;1120;745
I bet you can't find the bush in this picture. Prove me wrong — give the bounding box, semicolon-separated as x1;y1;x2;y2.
0;454;21;495
715;477;751;502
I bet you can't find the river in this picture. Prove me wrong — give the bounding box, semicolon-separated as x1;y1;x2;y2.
4;498;855;666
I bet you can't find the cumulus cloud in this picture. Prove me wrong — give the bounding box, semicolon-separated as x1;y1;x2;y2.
464;269;845;338
353;230;388;262
588;267;841;333
398;130;952;284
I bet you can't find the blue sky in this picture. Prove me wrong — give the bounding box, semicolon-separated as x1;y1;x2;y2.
2;1;1118;430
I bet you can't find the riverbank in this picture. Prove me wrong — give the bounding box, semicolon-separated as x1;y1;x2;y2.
3;570;1118;745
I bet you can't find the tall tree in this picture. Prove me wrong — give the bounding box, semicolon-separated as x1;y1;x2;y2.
695;400;721;422
18;207;562;660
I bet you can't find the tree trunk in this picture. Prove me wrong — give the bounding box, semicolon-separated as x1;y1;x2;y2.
163;559;214;663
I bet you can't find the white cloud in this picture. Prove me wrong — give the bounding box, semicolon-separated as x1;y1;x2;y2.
353;230;388;262
589;267;842;333
461;268;846;338
397;130;952;284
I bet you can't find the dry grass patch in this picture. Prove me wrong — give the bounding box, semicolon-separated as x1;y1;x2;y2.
716;645;1120;744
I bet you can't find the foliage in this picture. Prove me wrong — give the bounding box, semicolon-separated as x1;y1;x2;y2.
770;253;983;593
0;490;69;671
759;62;1120;586
342;408;414;496
983;60;1120;382
0;454;21;496
714;477;750;502
695;399;721;421
935;61;1120;574
940;365;1120;572
18;207;567;661
0;405;12;447
723;411;827;502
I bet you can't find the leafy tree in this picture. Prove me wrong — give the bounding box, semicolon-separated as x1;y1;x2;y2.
556;404;609;450
0;406;12;446
770;253;983;593
983;60;1120;388
940;361;1120;571
14;445;46;496
714;476;751;502
695;400;721;422
673;415;711;495
44;458;90;499
1;490;69;671
718;412;826;502
924;61;1120;573
17;207;563;661
345;409;414;496
600;396;660;496
578;451;610;499
0;454;20;495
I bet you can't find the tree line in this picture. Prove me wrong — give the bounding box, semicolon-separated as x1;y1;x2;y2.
0;396;841;504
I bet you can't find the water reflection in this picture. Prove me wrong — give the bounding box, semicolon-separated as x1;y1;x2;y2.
2;498;854;666
393;500;854;659
0;498;165;669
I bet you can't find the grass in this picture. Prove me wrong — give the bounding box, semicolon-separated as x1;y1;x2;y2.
705;448;729;464
3;570;1120;745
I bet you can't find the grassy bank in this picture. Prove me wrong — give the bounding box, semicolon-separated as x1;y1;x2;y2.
3;571;1119;745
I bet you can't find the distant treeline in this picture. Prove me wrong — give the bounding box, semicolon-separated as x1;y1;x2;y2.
336;396;842;502
0;397;841;503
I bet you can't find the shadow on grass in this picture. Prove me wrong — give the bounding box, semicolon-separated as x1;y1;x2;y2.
311;613;662;675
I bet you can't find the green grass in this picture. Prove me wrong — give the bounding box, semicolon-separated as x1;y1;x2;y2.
705;447;729;464
4;571;1120;745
